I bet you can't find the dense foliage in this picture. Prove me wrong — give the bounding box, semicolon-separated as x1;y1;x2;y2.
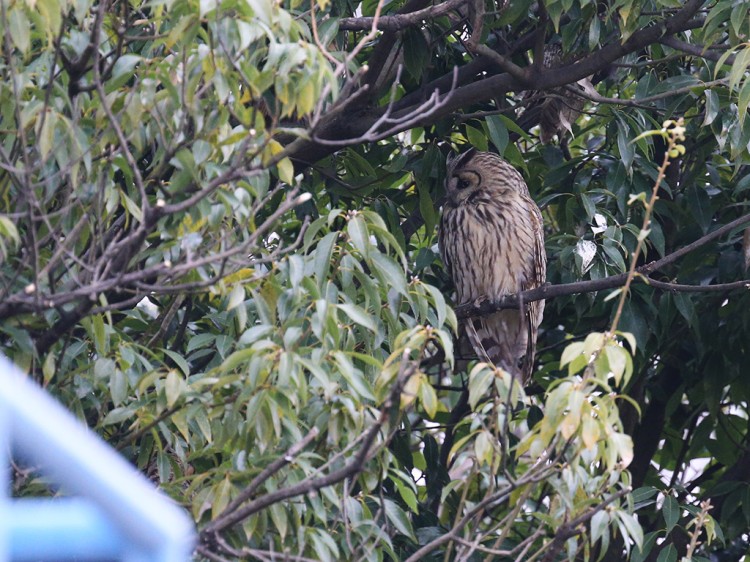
2;0;750;560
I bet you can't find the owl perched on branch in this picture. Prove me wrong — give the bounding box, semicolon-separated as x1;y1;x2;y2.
439;149;546;382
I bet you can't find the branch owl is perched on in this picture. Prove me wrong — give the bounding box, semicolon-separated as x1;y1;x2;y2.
439;149;546;382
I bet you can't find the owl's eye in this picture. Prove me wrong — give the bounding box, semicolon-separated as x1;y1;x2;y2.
457;178;472;190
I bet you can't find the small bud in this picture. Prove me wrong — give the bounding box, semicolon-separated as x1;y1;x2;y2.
24;283;36;294
156;198;166;207
164;260;172;268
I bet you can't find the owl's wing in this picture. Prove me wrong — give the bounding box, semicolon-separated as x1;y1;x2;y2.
520;201;547;381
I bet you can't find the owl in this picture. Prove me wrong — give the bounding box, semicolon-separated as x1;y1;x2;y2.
538;43;587;145
439;149;546;382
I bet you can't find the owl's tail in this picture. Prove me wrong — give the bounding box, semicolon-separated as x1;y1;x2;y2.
465;311;532;383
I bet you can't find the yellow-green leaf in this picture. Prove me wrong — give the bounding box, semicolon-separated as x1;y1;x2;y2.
165;369;183;408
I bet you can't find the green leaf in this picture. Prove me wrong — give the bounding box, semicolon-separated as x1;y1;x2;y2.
418;375;438;418
384;499;416;540
560;341;585;367
42;352;56;384
91;314;107;355
605;344;628;385
38;110;58;162
8;7;30;54
313;231;338;286
192;139;212;165
277;157;294;184
109;369;128;406
738;78;750;125
337;303;377;332
474;430;494;465
485;115;509;155
165;369;184;408
631;486;658;508
227;284;245;311
370;252;408;296
347;214;370;257
393;476;418;512
403;27;429;81
211;476;233;520
631;532;659;562
602;243;627;272
102;406;137;426
466;125;488;152
616;117;635;171
109;55;142;92
219;348;256;372
590;509;610;545
656;543;677;562
269;501;288;540
36;0;62;40
468;363;494;409
662;495;680;533
729;47;750;92
120;190;144;223
673;292;695;328
333;351;375;400
617;510;644;551
0;216;20;247
417;179;437;239
730;2;749;37
703;88;719;126
617;331;637;354
163;348;191;376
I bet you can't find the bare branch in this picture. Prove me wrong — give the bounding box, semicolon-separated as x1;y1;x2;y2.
565;79;728;108
339;0;469;31
660;36;736;65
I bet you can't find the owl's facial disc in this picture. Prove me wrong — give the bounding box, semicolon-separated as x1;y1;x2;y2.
446;170;481;205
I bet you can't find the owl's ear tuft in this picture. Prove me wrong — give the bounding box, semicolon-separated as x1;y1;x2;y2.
447;147;478;173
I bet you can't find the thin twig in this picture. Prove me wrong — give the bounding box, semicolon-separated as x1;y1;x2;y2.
610;122;682;335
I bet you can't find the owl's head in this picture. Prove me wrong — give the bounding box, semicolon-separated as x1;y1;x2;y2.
445;149;528;206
